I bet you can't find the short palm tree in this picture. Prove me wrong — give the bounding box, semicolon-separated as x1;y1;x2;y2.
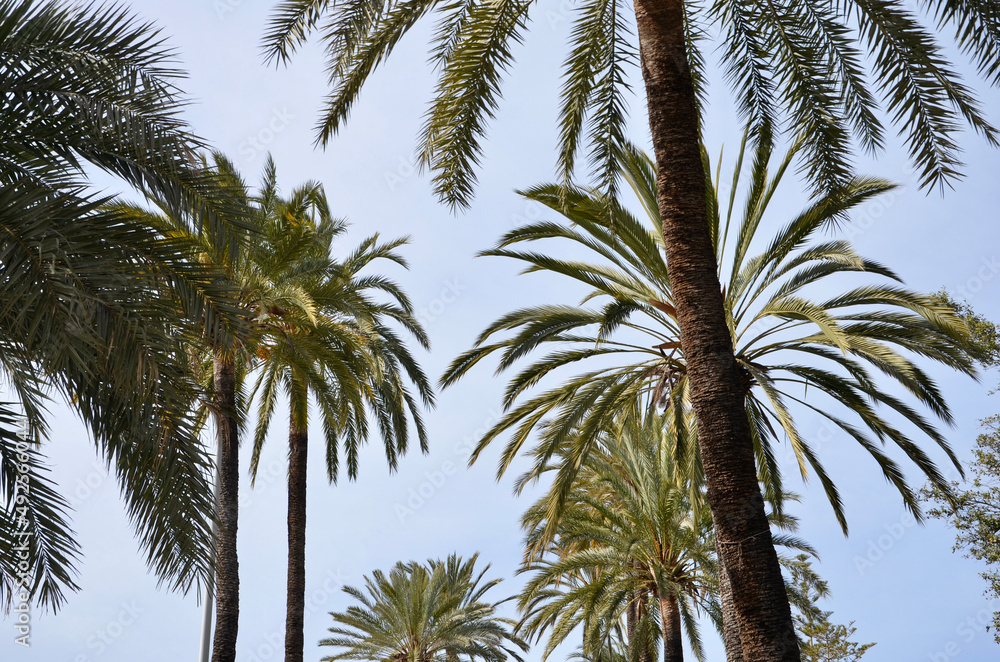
320;554;528;662
246;168;434;662
263;0;1000;653
517;413;820;662
0;0;249;610
518;414;720;662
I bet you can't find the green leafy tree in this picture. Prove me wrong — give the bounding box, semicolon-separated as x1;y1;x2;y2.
320;554;527;662
786;555;875;662
261;0;1000;653
247;165;434;662
922;298;1000;642
925;417;1000;643
932;291;1000;371
0;0;250;611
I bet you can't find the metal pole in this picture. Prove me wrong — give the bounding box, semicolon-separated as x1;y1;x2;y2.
199;439;223;662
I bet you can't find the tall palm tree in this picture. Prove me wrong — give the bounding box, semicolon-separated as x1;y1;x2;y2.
116;152;261;662
261;0;1000;655
246;168;434;662
320;554;528;662
442;141;979;656
0;0;249;610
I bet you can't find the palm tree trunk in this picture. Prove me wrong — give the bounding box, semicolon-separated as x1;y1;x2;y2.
626;589;637;655
212;353;240;662
715;540;744;662
630;0;799;659
627;590;654;662
284;415;308;662
658;595;683;662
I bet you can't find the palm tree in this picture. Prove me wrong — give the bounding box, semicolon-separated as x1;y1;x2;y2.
445;139;976;523
518;414;720;662
517;413;821;662
441;141;979;656
115;152;263;662
320;554;527;662
261;0;1000;654
246;168;434;662
0;0;250;610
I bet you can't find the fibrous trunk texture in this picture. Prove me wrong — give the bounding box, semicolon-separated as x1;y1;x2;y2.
211;353;240;662
630;0;800;658
284;417;308;662
659;595;683;662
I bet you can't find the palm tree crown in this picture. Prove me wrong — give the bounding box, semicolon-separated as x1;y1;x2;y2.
248;161;434;483
517;413;821;662
442;139;979;531
518;414;720;662
263;0;998;206
321;554;528;662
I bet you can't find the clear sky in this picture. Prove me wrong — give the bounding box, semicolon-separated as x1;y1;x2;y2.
4;1;1000;661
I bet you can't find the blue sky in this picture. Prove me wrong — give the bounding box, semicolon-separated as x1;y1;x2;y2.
4;1;1000;661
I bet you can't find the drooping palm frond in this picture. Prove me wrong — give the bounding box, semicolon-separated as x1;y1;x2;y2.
0;185;229;609
442;139;979;533
0;1;258;610
0;0;252;262
263;0;999;206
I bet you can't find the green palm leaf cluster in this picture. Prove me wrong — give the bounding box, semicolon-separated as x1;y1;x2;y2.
516;413;821;662
518;414;720;662
0;1;252;610
124;152;435;661
442;139;979;532
321;554;528;662
247;163;434;482
262;0;999;208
